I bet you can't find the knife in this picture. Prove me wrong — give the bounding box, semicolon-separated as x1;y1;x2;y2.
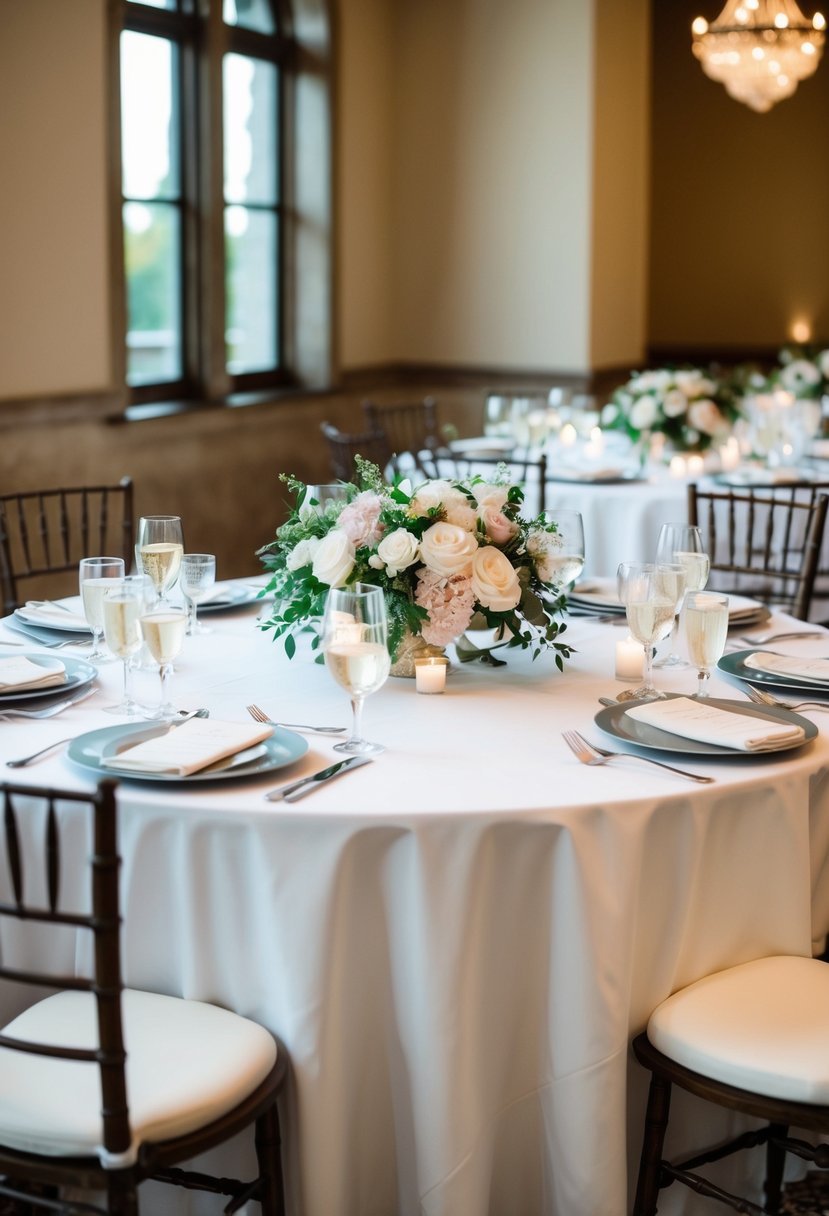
266;755;372;803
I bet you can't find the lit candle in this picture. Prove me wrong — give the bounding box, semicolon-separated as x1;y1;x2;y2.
687;454;705;477
615;636;644;681
669;455;687;479
415;656;448;694
559;422;578;448
719;436;740;471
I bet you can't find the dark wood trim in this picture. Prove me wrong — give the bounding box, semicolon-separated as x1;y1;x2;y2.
647;344;780;370
0;391;124;431
107;0;128;399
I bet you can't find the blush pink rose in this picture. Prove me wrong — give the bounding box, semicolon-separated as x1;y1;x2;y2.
478;503;518;545
337;491;385;548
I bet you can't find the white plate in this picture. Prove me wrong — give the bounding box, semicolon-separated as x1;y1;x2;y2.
14;606;91;634
449;436;515;457
0;654;97;702
719;650;829;696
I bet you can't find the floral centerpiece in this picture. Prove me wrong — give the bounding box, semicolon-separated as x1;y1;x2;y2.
602;366;741;453
773;344;829;400
257;458;574;673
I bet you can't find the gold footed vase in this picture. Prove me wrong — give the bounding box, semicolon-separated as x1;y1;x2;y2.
389;630;447;678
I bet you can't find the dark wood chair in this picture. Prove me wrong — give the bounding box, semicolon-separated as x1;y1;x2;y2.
361;397;442;477
320;422;391;481
632;954;829;1215
0;778;289;1215
0;479;135;614
687;482;829;621
420;451;548;514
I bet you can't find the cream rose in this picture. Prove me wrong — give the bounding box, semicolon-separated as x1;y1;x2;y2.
471;482;509;511
286;536;321;571
311;529;355;587
471;546;521;611
688;398;726;436
630;395;659;430
419;521;478;576
662;389;687;418
409;480;453;517
376;528;420;577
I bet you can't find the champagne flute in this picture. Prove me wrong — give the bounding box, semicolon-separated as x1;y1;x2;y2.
135;515;184;607
540;509;586;592
139;606;187;721
180;553;216;635
654;523;710;667
616;562;678;701
322;584;390;756
79;556;125;661
103;576;150;716
683;591;729;699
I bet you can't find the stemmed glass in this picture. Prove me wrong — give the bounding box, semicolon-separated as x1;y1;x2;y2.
683;591;729;699
139;606;187;721
654;523;710;667
322;584;390;756
135;515;184;607
79;557;125;661
302;485;350;516
616;562;679;701
102;576;151;716
541;509;586;592
180;553;216;636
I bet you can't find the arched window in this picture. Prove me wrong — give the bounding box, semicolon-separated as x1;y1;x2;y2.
114;0;332;406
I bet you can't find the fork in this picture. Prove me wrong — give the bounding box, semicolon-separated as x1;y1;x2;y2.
745;685;829;713
0;688;97;721
246;704;346;734
561;729;714;784
737;630;825;646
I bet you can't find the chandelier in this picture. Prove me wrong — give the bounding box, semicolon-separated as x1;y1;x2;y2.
691;1;826;112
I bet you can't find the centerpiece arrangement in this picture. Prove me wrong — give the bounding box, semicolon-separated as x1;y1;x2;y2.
772;344;829;401
257;458;574;675
602;366;741;453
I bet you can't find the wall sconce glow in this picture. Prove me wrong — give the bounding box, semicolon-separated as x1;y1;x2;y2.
692;2;825;112
791;319;812;342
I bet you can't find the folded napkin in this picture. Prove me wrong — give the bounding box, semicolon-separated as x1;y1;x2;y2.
0;656;67;693
626;696;805;752
99;718;273;777
744;651;829;684
197;582;236;606
559;467;627;482
727;594;764;622
569;579;625;611
19;601;89;630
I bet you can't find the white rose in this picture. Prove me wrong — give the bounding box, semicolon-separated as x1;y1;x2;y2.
818;350;829;379
441;487;478;531
780;359;821;392
311;529;355;587
419;521;478;576
286;536;321;571
630;395;659;430
409;480;453;517
630;370;671;393
471;483;509;510
471;546;521;612
601;402;619;425
376;528;420;577
662;389;687;418
688;398;726;436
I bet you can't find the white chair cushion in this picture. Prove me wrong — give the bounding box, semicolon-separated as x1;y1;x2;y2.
0;988;278;1167
648;955;829;1104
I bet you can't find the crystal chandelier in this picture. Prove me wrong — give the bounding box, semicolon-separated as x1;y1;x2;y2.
691;1;826;112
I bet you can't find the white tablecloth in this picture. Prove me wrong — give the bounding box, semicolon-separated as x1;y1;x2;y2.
2;597;829;1216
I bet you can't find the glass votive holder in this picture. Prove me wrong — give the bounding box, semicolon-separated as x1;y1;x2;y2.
414;656;449;694
615;636;644;681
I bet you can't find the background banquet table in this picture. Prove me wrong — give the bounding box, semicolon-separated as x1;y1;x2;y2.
2;595;829;1216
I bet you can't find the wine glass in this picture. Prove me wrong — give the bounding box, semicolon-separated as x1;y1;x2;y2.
103;576;151;716
139;606;187;721
616;562;678;701
302;485;350;516
322;584;390;756
683;591;729;699
654;523;710;667
135;515;184;607
180;553;216;635
78;556;125;661
540;509;586;592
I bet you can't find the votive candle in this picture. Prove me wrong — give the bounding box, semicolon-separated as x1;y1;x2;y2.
669;455;687;479
687;454;705;477
615;636;644;681
415;657;448;694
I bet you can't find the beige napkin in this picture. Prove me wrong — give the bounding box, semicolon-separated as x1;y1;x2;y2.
100;718;273;777
19;601;89;629
0;656;66;692
626;696;805;752
196;582;237;606
744;651;829;684
727;594;763;622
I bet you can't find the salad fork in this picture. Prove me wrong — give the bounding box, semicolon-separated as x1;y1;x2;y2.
744;686;829;713
737;630;825;646
246;704;346;735
561;729;714;783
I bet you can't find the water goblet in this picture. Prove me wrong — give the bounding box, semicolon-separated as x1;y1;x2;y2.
135;515;184;606
79;556;125;661
139;606;187;721
653;523;710;667
616;562;678;701
540;509;586;593
683;590;729;699
322;584;390;756
180;553;216;635
103;576;151;716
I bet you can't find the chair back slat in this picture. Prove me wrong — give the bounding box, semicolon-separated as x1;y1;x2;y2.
3;790;24;907
362;397;440;462
0;1033;98;1062
47;803;59;912
0;479;134;613
320;423;391;481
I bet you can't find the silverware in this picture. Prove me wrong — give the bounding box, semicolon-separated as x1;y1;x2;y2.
25;600;76;614
5;627;92;650
737;630;825;646
265;755;371;802
0;686;96;721
247;703;346;734
561;729;714;784
744;686;829;712
6;737;76;767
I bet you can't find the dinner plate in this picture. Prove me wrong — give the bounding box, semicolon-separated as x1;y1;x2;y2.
449;436;515;457
14;605;92;634
196;584;265;614
713;468;817;488
548;469;643;485
0;654;97;702
594;694;816;757
718;650;829;696
66;722;309;784
7;613;90;643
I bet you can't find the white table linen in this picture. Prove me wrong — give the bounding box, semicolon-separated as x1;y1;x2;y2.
1;597;829;1216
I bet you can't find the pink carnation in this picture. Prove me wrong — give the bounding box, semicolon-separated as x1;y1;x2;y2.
415;569;476;646
337;491;385;548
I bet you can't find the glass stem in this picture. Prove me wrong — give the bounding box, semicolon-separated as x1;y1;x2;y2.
643;642;655;691
159;662;173;715
697;667;710;698
350;696;364;744
186;597;197;635
122;657;134;709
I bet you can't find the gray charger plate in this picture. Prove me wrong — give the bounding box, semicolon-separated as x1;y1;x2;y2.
67;721;308;784
0;654;97;703
719;649;829;697
594;693;816;757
